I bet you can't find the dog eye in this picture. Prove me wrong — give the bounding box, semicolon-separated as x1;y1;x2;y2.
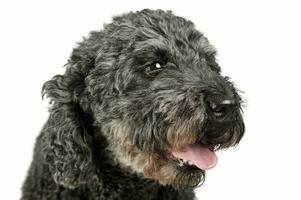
144;62;164;76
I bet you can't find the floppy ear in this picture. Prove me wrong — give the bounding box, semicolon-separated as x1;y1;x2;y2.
41;43;95;189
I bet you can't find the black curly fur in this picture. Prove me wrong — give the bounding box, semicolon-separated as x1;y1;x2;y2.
21;9;244;200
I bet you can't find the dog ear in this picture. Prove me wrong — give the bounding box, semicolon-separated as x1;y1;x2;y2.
41;43;95;189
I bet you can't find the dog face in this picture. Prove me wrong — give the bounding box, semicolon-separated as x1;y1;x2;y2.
42;9;244;189
87;10;244;188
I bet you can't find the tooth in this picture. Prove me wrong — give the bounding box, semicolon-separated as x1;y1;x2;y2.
188;161;194;166
178;159;184;167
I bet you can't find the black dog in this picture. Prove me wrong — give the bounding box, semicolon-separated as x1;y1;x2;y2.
22;9;244;200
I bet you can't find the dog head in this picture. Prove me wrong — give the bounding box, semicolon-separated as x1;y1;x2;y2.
42;9;244;189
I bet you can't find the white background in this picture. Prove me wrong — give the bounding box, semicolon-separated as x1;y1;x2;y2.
0;0;300;199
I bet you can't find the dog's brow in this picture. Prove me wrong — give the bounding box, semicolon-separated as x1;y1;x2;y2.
133;39;169;61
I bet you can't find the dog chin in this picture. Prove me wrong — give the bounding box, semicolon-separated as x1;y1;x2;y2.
137;147;207;189
161;159;206;189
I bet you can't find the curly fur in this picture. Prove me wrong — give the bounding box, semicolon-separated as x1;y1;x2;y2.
21;9;244;200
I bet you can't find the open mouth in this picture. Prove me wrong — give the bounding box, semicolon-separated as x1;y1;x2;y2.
170;143;218;170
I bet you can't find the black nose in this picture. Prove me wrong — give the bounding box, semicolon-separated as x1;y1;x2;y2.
207;97;236;119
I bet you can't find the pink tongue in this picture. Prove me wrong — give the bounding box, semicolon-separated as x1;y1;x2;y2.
171;144;218;170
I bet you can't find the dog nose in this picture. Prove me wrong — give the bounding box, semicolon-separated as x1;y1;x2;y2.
207;98;236;119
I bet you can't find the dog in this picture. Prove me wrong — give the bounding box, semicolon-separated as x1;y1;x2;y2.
21;9;245;200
